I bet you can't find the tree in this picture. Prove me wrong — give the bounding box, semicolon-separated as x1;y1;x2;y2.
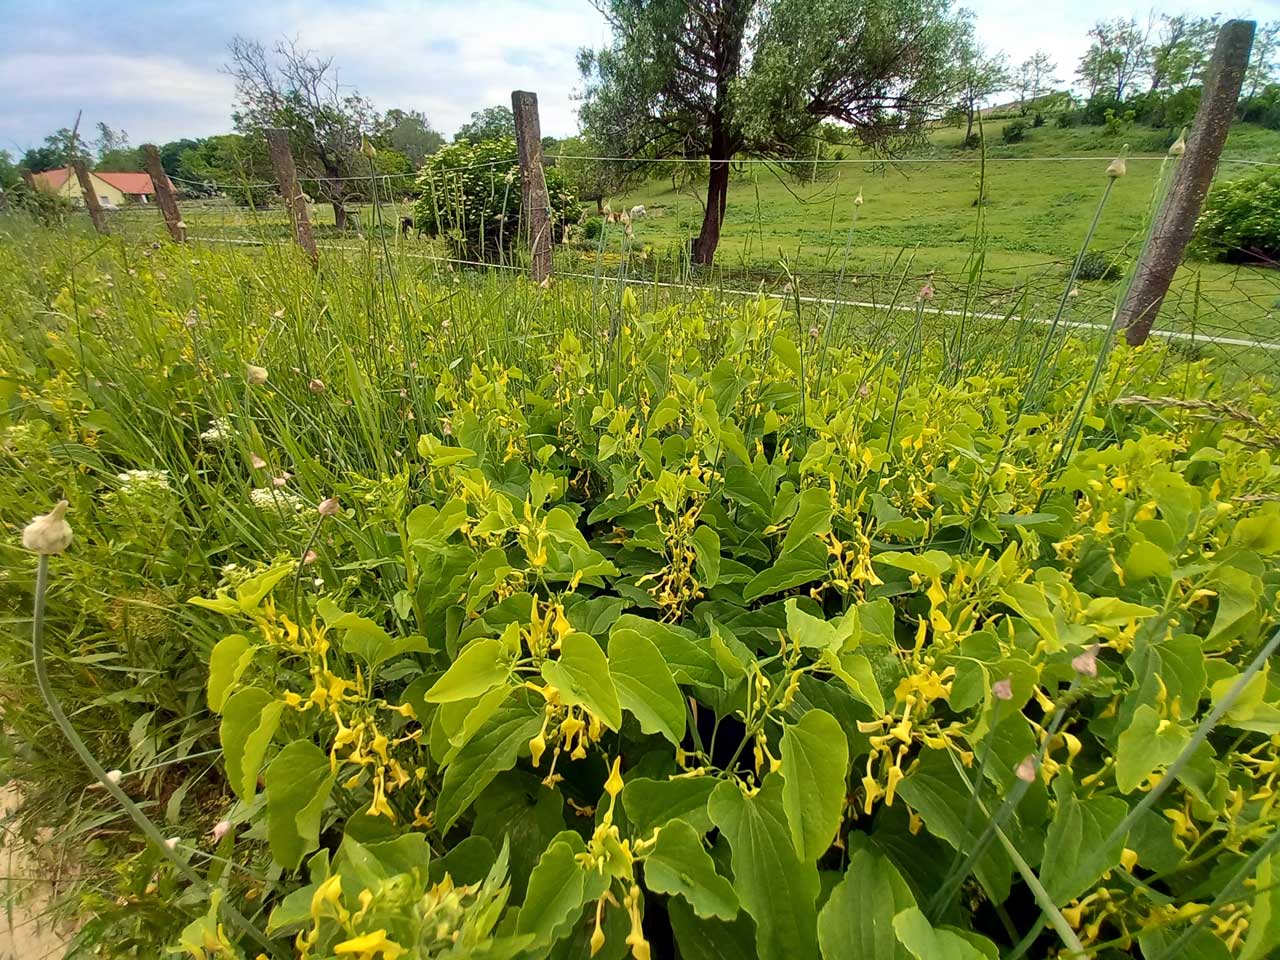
454;106;516;143
1078;18;1150;102
227;36;380;230
955;38;1009;140
97;147;144;172
1245;22;1280;100
579;0;967;265
178;134;273;205
1017;50;1057;108
375;109;445;166
1146;15;1219;94
94;122;130;158
21;129;90;173
553;134;629;212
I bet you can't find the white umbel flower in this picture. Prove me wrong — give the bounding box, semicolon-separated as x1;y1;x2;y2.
23;500;72;555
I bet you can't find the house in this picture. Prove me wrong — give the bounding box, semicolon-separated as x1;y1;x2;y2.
32;167;173;208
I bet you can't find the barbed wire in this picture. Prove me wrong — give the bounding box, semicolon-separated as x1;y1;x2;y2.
183;233;1280;354
551;153;1280;167
167;156;517;192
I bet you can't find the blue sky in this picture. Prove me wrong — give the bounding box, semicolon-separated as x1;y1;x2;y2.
0;0;1272;155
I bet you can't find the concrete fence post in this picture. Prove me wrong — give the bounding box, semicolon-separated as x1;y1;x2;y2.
72;158;109;235
142;144;185;243
511;90;553;283
265;128;318;262
1120;20;1256;346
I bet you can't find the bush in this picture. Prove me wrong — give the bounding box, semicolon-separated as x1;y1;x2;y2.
1056;111;1080;128
581;216;604;241
1032;112;1046;128
1001;120;1026;145
960;132;982;150
413;138;581;260
1194;167;1280;263
1075;250;1123;281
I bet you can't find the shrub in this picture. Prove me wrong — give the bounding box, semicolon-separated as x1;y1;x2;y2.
581;216;604;241
413;138;581;260
1032;112;1046;128
1075;250;1123;281
960;132;982;149
1055;111;1080;128
1001;120;1026;144
1194;167;1280;263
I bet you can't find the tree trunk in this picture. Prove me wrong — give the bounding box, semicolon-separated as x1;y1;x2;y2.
693;124;731;267
965;108;975;141
333;202;347;231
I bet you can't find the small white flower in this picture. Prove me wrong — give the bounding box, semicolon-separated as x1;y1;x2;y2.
116;469;172;494
200;417;233;443
250;488;303;512
22;500;73;555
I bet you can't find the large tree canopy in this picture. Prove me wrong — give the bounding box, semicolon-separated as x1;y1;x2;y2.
578;0;968;264
227;37;379;230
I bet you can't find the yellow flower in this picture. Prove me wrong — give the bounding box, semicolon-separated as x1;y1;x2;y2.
333;929;405;959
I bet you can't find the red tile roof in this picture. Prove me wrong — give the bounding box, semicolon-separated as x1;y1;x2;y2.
94;171;161;195
30;167;172;196
32;168;71;190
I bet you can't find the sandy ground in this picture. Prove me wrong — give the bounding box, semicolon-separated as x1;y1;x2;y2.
1;787;70;960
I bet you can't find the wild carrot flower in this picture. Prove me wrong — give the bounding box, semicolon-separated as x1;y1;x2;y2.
22;500;73;555
200;417;233;443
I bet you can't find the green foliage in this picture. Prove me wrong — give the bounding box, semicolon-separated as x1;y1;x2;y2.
411;138;580;260
1075;249;1123;281
1194;167;1280;263
454;106;516;144
1001;120;1027;144
2;210;1280;960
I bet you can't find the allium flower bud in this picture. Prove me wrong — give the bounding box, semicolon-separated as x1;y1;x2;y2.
1072;644;1100;678
1068;287;1080;298
272;474;291;488
23;500;73;555
1106;156;1127;178
211;819;232;842
361;136;377;160
917;283;935;301
105;769;123;785
308;378;326;394
854;189;864;207
992;677;1013;701
303;549;319;565
164;836;180;851
250;453;267;470
809;325;820;339
1016;755;1037;783
317;497;340;517
246;364;269;386
1169;129;1187;157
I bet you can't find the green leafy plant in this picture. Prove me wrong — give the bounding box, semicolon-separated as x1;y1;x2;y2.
1194;167;1280;263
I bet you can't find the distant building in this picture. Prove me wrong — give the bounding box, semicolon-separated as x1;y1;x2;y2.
31;167;173;208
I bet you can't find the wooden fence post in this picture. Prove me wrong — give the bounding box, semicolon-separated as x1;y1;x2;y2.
1120;20;1255;346
141;144;185;243
511;90;552;283
265;128;318;262
72;158;109;235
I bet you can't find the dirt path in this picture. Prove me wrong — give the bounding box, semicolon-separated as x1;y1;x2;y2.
1;787;70;960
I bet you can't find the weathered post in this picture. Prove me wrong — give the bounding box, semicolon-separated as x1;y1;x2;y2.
142;144;185;243
511;90;552;283
72;158;109;235
1120;20;1255;346
265;128;318;262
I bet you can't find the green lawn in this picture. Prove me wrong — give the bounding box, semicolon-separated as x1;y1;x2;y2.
109;121;1280;347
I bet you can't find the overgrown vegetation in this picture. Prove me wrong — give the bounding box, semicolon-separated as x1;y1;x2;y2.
3;133;1280;960
1195;166;1280;263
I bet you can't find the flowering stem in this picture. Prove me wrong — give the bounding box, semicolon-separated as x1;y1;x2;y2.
30;555;284;959
292;513;326;624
